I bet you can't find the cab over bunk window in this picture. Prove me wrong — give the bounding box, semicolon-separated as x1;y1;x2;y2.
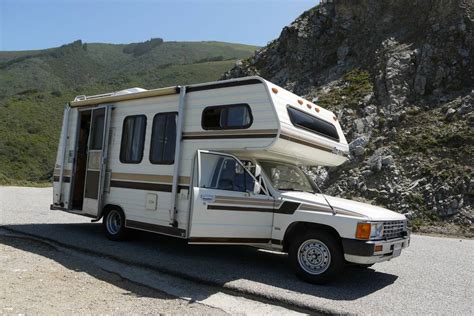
150;112;177;164
202;103;252;130
287;107;339;141
120;115;147;163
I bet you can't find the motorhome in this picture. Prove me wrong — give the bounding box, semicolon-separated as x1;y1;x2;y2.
51;76;410;283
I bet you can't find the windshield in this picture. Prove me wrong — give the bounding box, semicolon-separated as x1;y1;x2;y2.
259;161;315;193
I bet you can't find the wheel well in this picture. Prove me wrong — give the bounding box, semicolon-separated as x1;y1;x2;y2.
282;222;342;252
101;204;124;220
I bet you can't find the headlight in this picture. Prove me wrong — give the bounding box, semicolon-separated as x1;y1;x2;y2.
370;222;384;240
356;222;384;240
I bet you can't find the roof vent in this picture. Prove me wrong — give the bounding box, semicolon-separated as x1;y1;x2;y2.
74;95;87;101
112;87;147;96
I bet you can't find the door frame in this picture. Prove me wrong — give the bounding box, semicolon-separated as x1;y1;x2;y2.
188;150;275;243
81;105;112;217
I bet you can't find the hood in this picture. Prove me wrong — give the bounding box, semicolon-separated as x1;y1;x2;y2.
280;191;406;221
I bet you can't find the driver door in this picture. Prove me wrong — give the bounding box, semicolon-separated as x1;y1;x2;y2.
189;151;275;243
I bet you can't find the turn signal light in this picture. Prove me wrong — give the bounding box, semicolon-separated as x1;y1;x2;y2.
356;223;371;240
374;245;383;252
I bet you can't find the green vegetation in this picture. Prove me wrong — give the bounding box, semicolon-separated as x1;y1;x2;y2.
317;68;373;111
0;40;258;184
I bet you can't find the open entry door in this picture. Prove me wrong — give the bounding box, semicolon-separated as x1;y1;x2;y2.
82;106;111;217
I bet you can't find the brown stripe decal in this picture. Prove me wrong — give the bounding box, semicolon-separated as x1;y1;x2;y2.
207;201;300;215
112;173;190;185
208;204;274;213
126;220;186;237
280;133;335;154
183;132;277;140
53;176;71;183
53;169;72;177
110;180;189;192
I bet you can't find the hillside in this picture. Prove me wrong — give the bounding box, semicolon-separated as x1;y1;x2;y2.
0;39;257;185
223;0;473;235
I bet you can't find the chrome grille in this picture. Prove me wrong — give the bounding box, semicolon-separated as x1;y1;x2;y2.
383;220;406;239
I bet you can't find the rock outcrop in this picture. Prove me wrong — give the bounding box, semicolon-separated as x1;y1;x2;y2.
223;0;473;234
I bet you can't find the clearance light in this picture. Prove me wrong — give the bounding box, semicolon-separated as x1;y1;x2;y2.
333;116;337;121
271;87;278;94
314;107;320;113
298;99;303;105
306;104;312;109
356;223;371;240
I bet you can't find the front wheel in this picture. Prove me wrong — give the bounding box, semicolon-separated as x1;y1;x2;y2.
289;231;344;284
103;208;128;241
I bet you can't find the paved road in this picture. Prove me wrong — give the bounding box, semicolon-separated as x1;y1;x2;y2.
1;187;473;315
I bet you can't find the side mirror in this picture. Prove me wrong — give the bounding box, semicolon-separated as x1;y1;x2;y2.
254;164;262;178
235;163;244;174
253;180;261;195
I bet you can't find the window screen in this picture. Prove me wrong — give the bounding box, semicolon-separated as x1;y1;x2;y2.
287;107;339;141
89;111;105;150
150;112;177;164
120;115;147;163
202;104;252;130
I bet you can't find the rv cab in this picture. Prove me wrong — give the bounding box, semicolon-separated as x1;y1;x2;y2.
51;76;409;283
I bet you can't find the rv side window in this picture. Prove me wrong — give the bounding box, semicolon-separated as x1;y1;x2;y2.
150;112;177;164
287;107;339;141
120;115;147;164
201;104;252;130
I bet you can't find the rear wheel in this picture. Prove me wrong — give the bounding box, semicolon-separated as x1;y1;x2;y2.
289;231;344;284
103;208;128;241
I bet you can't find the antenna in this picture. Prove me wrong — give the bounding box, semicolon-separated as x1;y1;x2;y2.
313;179;337;215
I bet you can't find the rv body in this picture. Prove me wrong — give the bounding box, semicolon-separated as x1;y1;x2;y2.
51;76;409;283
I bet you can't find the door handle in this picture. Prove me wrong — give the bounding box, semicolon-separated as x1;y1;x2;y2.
201;194;215;203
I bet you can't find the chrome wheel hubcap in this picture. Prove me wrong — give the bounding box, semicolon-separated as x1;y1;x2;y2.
106;210;122;235
297;239;331;275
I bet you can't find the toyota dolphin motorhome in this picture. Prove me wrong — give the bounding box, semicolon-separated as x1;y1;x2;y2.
51;76;410;283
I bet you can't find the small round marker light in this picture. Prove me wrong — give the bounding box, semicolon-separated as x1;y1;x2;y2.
271;87;278;94
298;99;303;105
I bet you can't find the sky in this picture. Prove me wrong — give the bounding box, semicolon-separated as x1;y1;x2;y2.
0;0;318;51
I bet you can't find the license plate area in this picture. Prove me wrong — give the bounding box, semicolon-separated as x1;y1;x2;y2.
392;242;402;257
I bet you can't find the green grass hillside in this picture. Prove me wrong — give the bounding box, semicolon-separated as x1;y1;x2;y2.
0;39;257;185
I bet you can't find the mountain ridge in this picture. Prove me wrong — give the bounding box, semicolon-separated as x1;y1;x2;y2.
223;0;473;235
0;39;258;185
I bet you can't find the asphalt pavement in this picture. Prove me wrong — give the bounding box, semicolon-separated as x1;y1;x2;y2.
1;186;473;315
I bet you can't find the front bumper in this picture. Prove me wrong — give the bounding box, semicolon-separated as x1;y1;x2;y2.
342;234;410;265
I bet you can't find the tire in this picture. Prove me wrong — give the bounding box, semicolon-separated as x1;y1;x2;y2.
103;208;128;241
289;230;344;284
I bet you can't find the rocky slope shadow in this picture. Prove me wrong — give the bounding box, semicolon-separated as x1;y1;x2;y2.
223;0;474;236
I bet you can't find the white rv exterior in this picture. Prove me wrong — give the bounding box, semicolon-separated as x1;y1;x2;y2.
51;76;410;283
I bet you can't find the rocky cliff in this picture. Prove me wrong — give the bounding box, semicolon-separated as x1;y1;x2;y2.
223;0;473;235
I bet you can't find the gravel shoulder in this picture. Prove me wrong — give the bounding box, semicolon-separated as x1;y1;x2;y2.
0;234;224;315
